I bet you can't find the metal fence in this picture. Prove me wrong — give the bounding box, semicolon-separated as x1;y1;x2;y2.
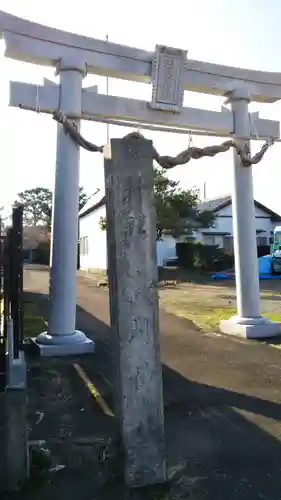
0;205;24;390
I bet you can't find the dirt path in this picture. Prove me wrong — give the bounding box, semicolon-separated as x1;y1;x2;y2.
24;266;281;500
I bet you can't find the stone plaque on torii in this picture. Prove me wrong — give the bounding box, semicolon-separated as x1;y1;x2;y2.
1;10;281;487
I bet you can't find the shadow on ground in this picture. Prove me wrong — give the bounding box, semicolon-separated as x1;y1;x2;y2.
23;291;281;500
26;263;281;295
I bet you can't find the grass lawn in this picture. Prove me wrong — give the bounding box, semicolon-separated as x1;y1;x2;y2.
23;299;46;338
80;266;281;333
159;269;281;332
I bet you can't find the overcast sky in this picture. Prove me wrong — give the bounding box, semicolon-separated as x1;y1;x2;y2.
0;0;280;214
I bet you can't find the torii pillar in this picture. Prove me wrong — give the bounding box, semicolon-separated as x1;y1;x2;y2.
220;88;281;339
35;57;95;356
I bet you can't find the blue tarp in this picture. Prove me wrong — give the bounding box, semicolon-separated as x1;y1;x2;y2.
212;254;281;280
258;254;272;274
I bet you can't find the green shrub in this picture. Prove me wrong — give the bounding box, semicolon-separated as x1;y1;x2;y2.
176;242;196;268
176;242;233;271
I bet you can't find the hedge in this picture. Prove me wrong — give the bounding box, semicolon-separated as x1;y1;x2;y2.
176;242;234;272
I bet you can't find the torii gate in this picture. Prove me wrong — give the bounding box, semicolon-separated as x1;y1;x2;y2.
1;11;281;488
0;11;280;346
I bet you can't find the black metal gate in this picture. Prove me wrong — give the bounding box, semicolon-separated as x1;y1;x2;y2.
0;205;24;391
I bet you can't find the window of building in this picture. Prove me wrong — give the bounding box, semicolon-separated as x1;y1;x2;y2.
80;236;89;255
223;236;233;251
204;234;216;246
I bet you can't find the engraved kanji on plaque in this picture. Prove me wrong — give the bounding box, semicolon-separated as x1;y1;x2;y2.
150;45;187;112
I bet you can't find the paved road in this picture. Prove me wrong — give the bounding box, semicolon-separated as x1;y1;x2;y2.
24;265;281;500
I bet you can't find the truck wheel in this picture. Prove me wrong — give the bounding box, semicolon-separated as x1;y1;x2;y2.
271;263;279;276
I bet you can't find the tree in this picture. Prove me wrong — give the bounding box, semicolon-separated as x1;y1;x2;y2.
153;168;215;238
14;187;52;227
99;167;215;238
14;186;90;229
0;206;5;231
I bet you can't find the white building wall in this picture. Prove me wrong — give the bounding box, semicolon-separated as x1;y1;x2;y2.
197;203;276;247
79;206;107;270
79;202;279;267
79;209;178;270
157;235;177;266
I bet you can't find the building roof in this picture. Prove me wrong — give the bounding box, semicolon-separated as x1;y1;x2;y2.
79;191;105;219
198;195;281;221
201;231;231;236
198;195;232;213
23;225;50;250
79;192;281;222
0;225;50;249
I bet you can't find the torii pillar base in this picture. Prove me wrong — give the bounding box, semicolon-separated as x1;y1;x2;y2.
220;316;281;339
33;330;95;357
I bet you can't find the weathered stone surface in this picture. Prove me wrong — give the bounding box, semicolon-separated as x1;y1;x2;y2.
104;135;166;487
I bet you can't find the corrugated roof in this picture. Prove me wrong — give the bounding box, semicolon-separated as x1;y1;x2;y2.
197;195;231;212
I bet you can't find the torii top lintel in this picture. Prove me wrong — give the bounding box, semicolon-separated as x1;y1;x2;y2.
0;10;281;103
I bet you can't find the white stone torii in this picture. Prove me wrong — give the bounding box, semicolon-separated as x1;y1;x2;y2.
1;11;281;354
